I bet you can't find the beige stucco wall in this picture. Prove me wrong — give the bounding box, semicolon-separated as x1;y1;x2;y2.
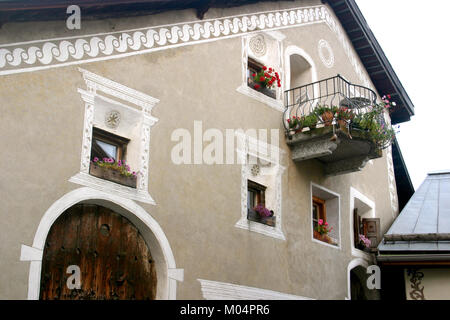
0;0;397;299
404;268;450;300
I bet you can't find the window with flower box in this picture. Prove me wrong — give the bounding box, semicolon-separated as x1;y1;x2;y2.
246;179;275;227
91;127;129;162
350;188;380;254
247;57;281;100
311;183;340;248
353;209;380;252
237;32;284;112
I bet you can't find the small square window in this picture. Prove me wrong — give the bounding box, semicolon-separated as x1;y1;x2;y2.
247;57;276;99
90;127;129;162
312;196;326;231
311;185;339;247
89;127;135;188
247;180;275;227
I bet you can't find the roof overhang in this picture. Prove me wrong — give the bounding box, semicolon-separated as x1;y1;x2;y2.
324;0;414;124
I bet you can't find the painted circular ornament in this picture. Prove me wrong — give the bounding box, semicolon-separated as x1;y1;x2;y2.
251;164;260;176
105;110;121;129
318;39;334;68
249;35;267;57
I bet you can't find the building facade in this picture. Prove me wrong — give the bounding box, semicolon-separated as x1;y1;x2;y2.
0;0;414;300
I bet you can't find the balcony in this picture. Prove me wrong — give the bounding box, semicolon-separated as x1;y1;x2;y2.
283;75;394;176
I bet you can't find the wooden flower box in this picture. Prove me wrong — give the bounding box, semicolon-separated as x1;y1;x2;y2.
247;209;276;227
313;230;333;244
89;164;137;188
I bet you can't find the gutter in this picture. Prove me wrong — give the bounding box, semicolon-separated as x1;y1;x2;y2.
377;253;450;264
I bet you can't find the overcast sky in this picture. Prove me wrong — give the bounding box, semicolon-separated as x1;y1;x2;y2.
355;0;450;190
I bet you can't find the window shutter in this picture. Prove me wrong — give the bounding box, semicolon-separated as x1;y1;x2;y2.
353;208;359;246
362;218;381;249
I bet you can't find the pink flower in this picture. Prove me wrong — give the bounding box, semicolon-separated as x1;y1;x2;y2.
318;219;323;225
93;157;99;163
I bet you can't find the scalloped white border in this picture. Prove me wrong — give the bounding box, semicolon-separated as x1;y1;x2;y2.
0;4;373;89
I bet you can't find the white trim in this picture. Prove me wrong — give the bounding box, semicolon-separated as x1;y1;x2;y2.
71;68;158;204
234;134;286;240
198;279;313;300
20;245;43;262
284;45;318;93
237;31;285;112
310;182;341;250
168;268;185;282
236;84;284;112
69;172;156;204
349;187;375;259
346;258;369;300
22;187;181;300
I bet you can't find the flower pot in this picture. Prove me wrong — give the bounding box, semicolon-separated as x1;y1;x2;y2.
314;230;332;244
247;209;276;227
321;111;334;126
338;119;347;130
90;164;137;188
254;85;276;99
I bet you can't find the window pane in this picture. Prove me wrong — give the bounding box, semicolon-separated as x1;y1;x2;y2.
96;140;117;160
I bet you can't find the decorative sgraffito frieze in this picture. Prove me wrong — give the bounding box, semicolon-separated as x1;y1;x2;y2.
407;269;426;300
0;4;373;93
0;6;327;75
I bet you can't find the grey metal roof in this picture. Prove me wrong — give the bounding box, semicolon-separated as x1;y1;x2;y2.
378;171;450;252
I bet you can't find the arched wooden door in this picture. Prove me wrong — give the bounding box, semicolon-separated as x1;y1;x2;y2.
40;204;157;300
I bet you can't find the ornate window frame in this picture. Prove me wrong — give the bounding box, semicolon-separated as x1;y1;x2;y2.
236;31;285;112
234;133;286;240
69;68;159;204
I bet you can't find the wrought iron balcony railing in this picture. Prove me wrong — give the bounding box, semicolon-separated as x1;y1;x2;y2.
283;74;377;134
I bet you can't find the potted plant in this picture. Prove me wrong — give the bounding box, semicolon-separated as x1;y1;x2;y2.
336;107;354;130
314;105;338;126
251;66;281;99
90;157;138;188
287;115;304;134
357;234;372;252
247;204;276;227
350;95;398;150
303;114;318;130
313;219;333;244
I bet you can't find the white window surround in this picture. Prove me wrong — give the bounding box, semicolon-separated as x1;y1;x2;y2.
310;182;341;250
346;258;369;300
198;279;313;300
284;45;318;94
349;187;376;260
69;68;159;204
236;31;285;112
235;133;286;240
